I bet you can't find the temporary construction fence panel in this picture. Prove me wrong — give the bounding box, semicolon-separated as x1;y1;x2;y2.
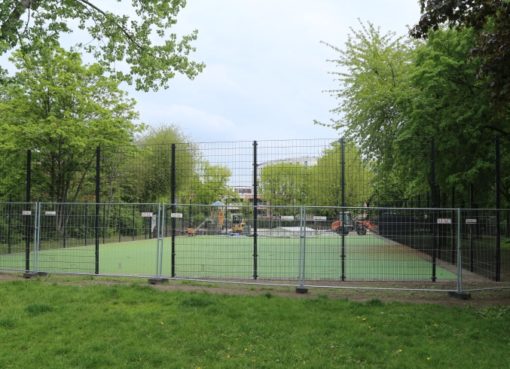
1;203;508;293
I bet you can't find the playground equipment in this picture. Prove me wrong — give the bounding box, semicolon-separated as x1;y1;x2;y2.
186;218;209;236
186;201;226;236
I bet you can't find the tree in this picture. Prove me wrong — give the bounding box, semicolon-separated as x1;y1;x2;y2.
409;28;503;206
321;22;418;205
103;127;237;205
259;143;372;208
111;126;196;203
322;20;506;207
0;0;204;91
260;162;310;207
0;45;141;236
0;44;141;203
411;0;510;128
191;162;235;205
321;22;415;160
310;142;373;207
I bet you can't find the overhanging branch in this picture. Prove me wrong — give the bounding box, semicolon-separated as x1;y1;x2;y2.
0;0;37;45
482;125;510;139
74;0;143;50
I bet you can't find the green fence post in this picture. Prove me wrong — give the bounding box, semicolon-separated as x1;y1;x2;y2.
495;135;501;281
171;144;176;278
253;140;258;280
340;138;346;281
24;150;31;274
95;146;100;275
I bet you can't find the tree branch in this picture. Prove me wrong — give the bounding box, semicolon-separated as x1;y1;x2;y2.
482;125;510;139
0;1;34;45
74;0;143;50
70;153;95;202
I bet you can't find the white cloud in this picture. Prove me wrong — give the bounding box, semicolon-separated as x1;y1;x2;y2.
137;103;239;141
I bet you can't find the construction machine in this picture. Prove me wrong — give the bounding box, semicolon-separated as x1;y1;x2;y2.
331;211;367;235
231;213;245;234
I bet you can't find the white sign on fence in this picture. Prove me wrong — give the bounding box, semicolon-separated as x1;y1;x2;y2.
280;216;295;221
437;218;452;224
22;210;31;216
141;212;153;218
44;211;56;216
171;213;183;219
465;218;477;225
313;216;327;221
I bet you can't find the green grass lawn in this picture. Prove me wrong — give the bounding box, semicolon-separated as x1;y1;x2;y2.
0;280;509;369
0;234;455;281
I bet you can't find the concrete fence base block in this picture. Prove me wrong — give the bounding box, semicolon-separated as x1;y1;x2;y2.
22;271;47;279
148;277;169;285
295;287;309;294
448;291;471;300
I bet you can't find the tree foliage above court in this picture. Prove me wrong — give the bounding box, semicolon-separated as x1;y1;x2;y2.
0;0;204;91
324;20;510;207
411;0;510;131
310;142;373;207
260;162;310;206
259;142;372;207
323;22;419;205
188;162;236;205
109;126;196;203
322;22;414;158
0;44;141;202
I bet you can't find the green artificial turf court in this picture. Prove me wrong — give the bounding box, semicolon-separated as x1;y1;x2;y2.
0;232;456;281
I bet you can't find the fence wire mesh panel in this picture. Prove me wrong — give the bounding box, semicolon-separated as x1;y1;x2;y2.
0;203;35;272
353;207;457;282
295;207;457;284
35;203;96;273
0;202;509;291
460;209;509;288
101;141;255;205
100;139;374;207
255;205;304;280
0;135;509;293
256;139;372;207
94;203;162;276
2;138;508;214
166;204;254;279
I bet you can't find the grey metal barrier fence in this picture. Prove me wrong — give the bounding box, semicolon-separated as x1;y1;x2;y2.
0;203;508;293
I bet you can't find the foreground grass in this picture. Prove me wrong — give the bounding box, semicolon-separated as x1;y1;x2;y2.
0;281;509;369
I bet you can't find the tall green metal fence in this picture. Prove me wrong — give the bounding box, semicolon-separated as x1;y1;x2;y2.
0;138;508;291
1;137;506;209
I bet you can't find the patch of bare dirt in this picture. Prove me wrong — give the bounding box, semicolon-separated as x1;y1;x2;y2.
1;272;509;307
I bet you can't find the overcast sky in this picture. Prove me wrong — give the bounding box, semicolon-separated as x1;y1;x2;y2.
3;1;421;143
128;0;421;142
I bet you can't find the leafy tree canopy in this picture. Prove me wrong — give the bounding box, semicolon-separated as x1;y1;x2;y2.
0;44;141;202
411;0;510;117
191;162;235;205
0;0;204;91
113;126;196;203
260;163;309;206
322;21;505;206
259;142;372;207
321;22;415;158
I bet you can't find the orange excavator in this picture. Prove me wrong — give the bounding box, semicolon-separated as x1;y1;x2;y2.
331;212;366;235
